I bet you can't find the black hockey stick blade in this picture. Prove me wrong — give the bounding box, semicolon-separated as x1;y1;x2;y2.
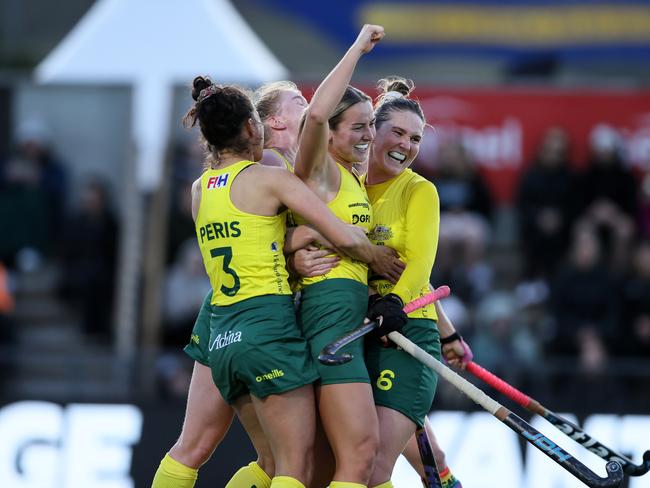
504;413;624;488
318;320;378;365
388;331;624;488
545;412;650;477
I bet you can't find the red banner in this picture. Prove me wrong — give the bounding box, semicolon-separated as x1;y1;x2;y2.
415;88;650;204
301;86;650;204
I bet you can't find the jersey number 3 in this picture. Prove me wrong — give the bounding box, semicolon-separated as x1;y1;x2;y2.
210;246;241;297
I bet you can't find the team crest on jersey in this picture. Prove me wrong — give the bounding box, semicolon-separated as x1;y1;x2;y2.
206;173;229;189
369;225;393;242
270;241;279;252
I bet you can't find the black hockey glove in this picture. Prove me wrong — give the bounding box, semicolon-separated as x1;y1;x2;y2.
367;293;407;336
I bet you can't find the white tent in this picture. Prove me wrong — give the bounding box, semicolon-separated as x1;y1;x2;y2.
35;0;287;190
34;0;288;359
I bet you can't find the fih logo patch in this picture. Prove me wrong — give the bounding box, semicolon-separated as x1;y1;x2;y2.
206;174;229;189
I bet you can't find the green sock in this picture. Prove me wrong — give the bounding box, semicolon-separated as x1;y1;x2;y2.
371;482;393;488
226;461;272;488
270;476;305;488
151;453;198;488
330;482;367;488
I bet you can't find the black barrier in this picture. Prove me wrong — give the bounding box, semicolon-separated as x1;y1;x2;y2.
134;403;256;486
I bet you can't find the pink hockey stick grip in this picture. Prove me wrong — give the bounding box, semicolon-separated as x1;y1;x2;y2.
466;361;532;408
402;285;451;314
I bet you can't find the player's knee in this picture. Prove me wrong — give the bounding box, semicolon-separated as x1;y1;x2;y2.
363;428;380;458
345;430;379;472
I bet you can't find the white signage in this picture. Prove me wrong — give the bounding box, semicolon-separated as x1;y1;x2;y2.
393;411;650;488
1;403;648;487
0;402;143;488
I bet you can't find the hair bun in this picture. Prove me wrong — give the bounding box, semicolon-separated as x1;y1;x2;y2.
378;76;414;98
191;76;214;101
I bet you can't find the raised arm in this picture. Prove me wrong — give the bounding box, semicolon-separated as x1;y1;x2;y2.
295;24;384;193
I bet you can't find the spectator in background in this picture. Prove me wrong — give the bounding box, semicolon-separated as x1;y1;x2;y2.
167;141;205;264
162;238;210;348
0;261;15;343
469;291;540;382
619;240;650;357
58;178;118;343
429;139;494;303
516;127;577;280
0;261;16;390
435;138;493;220
638;173;650;240
0;118;68;267
156;141;204;399
575;124;637;272
549;224;619;374
166;181;195;265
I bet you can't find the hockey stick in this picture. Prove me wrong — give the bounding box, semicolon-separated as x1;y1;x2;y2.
416;426;443;488
387;331;623;488
318;285;451;365
465;361;650;477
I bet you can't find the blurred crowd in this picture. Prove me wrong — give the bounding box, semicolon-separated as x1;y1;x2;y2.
0;118;118;344
415;124;650;385
1;118;649;402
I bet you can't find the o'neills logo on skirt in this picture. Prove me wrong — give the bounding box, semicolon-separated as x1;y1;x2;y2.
256;369;285;382
208;331;242;351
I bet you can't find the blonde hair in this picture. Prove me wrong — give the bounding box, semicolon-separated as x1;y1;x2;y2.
254;81;298;141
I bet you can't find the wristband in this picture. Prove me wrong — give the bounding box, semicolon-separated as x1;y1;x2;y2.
440;331;461;345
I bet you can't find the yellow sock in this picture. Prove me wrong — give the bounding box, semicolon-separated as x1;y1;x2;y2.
271;475;306;488
371;482;393;488
226;461;272;488
151;453;198;488
330;483;367;488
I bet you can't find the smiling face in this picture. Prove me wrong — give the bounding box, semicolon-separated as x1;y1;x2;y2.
329;101;376;164
369;109;424;180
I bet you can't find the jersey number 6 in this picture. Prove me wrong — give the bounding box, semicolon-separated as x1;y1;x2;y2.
376;369;395;391
210;246;241;297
